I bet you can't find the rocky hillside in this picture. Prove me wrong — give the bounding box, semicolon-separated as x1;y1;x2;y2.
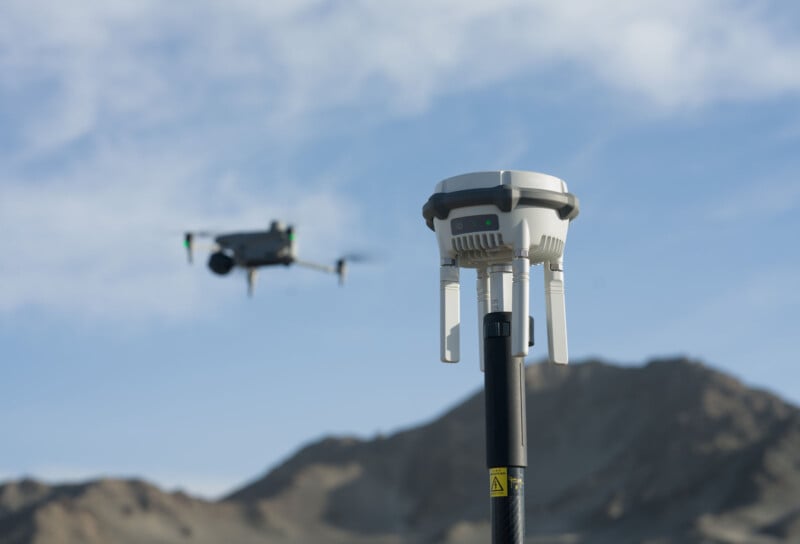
3;358;799;544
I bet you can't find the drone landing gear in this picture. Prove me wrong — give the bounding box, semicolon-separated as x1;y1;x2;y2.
247;268;257;297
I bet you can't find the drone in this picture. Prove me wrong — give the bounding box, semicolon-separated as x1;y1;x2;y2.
184;221;359;296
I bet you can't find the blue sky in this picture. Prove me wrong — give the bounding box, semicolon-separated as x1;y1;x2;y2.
1;1;799;498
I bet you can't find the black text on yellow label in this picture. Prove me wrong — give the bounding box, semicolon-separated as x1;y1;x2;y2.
489;467;508;498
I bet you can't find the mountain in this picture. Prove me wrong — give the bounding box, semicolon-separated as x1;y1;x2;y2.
0;477;296;544
2;358;799;544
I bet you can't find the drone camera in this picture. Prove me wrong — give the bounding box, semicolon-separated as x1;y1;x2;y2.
423;170;579;368
208;250;235;275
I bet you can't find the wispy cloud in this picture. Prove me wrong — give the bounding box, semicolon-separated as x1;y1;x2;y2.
2;1;800;152
709;176;800;221
1;0;799;321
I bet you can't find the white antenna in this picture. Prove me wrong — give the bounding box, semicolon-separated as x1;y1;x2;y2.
476;267;490;370
423;170;579;368
440;258;460;362
544;258;568;364
511;219;531;358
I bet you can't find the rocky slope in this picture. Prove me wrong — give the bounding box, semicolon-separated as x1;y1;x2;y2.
2;358;799;544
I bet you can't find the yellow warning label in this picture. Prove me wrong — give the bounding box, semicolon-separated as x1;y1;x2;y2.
490;467;508;497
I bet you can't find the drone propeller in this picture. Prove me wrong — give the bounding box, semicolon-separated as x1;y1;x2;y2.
334;253;376;285
186;230;217;238
338;252;372;264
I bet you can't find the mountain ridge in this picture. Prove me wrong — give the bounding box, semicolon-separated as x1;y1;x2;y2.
3;358;799;544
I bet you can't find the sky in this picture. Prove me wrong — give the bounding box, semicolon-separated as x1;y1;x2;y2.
1;0;799;499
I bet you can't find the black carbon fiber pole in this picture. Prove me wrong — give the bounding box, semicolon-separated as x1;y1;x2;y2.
484;311;527;544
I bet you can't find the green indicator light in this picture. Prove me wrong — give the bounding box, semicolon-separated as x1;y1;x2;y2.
288;233;295;241
183;240;190;248
485;219;492;226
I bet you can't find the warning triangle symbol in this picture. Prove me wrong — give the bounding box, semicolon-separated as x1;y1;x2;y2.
491;476;504;493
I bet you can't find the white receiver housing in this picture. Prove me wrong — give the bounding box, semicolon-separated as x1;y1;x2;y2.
422;171;579;368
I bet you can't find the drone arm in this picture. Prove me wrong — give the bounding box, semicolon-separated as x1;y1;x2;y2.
544;258;568;365
294;259;336;274
295;258;351;285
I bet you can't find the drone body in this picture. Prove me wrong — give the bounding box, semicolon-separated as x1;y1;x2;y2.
185;221;349;296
